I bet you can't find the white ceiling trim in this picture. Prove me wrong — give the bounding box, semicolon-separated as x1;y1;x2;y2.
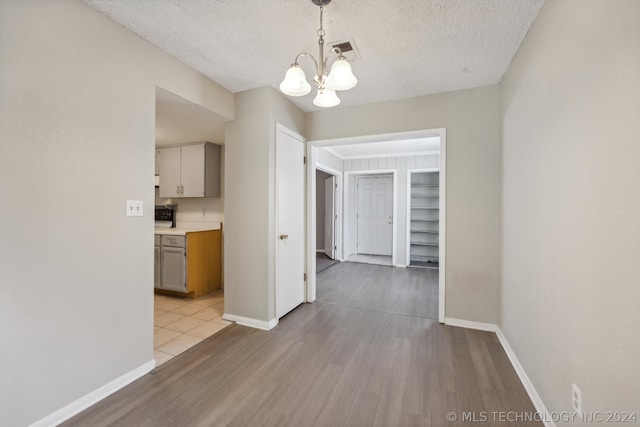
324;147;440;160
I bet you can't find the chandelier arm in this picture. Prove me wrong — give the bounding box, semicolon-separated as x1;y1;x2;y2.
293;52;320;74
323;46;344;67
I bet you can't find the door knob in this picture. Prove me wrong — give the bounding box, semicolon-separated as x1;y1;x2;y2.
279;234;289;240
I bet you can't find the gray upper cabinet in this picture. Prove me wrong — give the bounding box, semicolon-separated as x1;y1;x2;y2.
158;142;221;198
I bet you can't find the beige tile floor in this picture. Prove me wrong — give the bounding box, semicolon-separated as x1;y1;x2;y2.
154;290;231;366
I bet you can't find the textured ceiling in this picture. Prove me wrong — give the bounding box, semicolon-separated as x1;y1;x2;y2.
85;0;545;112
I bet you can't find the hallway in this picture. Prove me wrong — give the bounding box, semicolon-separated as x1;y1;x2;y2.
317;262;438;320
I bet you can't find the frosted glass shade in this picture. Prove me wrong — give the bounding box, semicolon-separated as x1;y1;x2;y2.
313;88;340;108
280;65;311;96
325;59;357;91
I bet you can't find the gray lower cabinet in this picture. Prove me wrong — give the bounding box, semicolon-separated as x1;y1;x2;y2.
155;234;187;293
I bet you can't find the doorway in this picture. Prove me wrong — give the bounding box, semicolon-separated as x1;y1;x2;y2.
153;87;230;366
316;169;340;274
407;170;440;269
349;174;393;266
306;129;446;323
343;170;397;267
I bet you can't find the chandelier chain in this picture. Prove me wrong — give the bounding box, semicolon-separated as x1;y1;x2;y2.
317;6;326;38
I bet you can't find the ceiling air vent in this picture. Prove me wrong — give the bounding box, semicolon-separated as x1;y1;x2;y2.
328;38;361;61
333;41;353;53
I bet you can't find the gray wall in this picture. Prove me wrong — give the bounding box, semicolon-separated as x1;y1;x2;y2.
224;88;272;324
0;1;233;425
306;86;501;324
224;87;305;325
500;0;640;417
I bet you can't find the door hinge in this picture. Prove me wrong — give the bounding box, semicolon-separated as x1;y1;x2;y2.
303;156;307;164
304;273;307;281
335;183;338;188
334;245;337;250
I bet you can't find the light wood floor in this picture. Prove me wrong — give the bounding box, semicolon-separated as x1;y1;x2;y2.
318;261;439;320
64;264;540;427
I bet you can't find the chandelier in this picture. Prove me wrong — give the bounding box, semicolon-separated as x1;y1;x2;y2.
279;0;357;108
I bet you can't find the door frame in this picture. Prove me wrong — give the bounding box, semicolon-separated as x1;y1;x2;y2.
348;170;397;263
307;162;342;302
306;128;446;323
316;166;344;262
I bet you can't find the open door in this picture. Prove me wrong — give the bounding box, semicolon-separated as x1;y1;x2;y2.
323;176;336;259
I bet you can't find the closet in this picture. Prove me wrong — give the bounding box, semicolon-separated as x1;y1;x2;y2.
409;171;439;268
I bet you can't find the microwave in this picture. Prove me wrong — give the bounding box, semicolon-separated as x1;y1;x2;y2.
155;205;177;228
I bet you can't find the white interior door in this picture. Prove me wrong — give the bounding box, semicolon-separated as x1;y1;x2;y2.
356;175;393;256
276;126;305;319
324;176;336;259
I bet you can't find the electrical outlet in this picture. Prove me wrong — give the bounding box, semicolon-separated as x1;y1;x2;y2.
572;383;582;416
126;200;143;217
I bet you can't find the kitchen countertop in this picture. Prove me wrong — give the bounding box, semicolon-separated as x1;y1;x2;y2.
155;222;222;235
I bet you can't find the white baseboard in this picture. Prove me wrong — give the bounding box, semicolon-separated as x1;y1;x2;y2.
30;360;155;427
495;328;556;427
223;313;278;331
316;249;324;253
444;317;497;332
395;264;407;268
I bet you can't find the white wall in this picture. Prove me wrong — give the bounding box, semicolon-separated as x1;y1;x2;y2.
342;154;439;265
500;0;640;418
306;86;501;324
0;1;233;425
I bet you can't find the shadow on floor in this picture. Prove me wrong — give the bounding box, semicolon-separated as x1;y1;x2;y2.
346;253;392;266
316;252;339;273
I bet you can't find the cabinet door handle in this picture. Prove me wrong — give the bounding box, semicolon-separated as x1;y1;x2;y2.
176;186;180;195
279;234;289;240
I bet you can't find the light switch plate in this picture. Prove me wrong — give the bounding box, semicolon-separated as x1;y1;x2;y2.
126;200;143;217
